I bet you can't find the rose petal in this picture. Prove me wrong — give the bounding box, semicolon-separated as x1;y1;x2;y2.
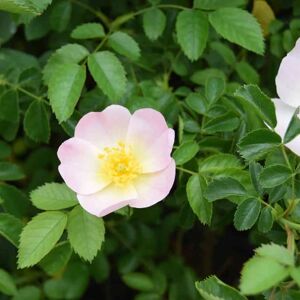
75;105;131;149
136;128;175;173
129;159;176;208
126;108;173;173
58;138;110;194
126;108;169;146
273;98;300;156
275;38;300;108
77;185;137;217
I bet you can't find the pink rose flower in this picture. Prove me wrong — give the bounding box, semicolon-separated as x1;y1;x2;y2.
57;105;176;217
273;38;300;155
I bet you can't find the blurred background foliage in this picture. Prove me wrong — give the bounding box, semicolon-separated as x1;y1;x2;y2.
0;0;300;299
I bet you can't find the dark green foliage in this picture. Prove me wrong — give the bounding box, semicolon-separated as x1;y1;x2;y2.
0;0;299;299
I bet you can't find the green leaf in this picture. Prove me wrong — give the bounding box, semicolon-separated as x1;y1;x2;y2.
143;8;166;40
0;0;34;14
12;286;41;300
205;77;225;104
255;243;294;266
284;107;300;143
48;63;86;123
0;90;19;122
0;119;19;142
0;140;11;159
18;211;67;268
176;10;208;61
186;175;212;225
194;0;246;10
249;162;263;195
122;272;155;292
238;129;281;161
24;13;50;41
235;61;259;84
290;267;300;286
184;119;201;133
203;112;240;133
30;183;78;210
234;198;261;231
71;22;105;39
205;177;248;202
0;213;23;247
234;85;276;128
186;92;207;114
210;41;236;65
240;256;289;295
196;276;246;300
209;8;264;55
0;268;17;296
0;12;16;45
259;164;292;188
173;141;199;165
88;51;127;102
43;43;89;85
108;31;141;61
18;67;42;89
269;185;287;204
257;207;273;233
191;68;226;85
25;0;51;14
50;1;71;32
40;242;72;275
198;153;242;174
43;261;89;299
24;101;50;143
0;184;29;217
67;206;105;262
0;162;24;181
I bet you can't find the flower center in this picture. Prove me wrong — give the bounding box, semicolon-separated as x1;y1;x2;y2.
98;142;142;187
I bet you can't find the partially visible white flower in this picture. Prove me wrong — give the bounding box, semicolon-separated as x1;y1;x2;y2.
273;38;300;155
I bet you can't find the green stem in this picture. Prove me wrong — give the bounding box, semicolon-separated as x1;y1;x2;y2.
176;167;197;175
3;80;50;106
113;4;188;28
131;4;187;18
281;144;292;170
280;218;300;231
281;144;296;214
258;198;277;213
70;0;111;28
82;31;112;65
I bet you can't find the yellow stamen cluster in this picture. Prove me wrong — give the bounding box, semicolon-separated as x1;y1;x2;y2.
98;142;141;187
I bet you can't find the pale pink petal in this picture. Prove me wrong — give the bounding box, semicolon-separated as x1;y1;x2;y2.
77;185;137;217
58;138;110;194
75;105;131;149
126;108;169;147
273;98;300;156
126;108;173;173
129;159;176;208
135;128;175;173
275;38;300;108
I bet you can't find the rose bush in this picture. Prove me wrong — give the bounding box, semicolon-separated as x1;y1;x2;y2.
0;0;300;299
